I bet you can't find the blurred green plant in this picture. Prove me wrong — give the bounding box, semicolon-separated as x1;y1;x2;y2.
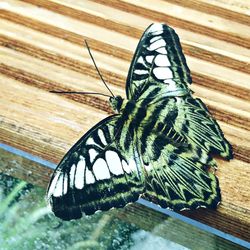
0;175;243;250
0;175;137;250
0;180;51;249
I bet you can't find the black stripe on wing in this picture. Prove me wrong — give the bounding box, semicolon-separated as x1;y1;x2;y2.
47;115;144;220
126;23;192;100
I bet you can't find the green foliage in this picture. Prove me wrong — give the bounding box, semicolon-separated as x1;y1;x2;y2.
0;174;137;250
0;175;244;250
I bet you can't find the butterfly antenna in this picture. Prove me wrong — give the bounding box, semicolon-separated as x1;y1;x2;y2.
84;40;115;98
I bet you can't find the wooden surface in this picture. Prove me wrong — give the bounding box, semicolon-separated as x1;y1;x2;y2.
0;0;249;242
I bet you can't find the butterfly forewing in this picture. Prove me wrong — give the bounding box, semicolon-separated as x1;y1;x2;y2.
47;115;144;220
126;23;192;100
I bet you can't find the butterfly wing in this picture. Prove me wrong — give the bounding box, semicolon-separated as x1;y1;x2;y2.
126;23;233;210
142;141;221;210
136;95;232;210
47;115;144;220
126;23;192;100
173;96;233;160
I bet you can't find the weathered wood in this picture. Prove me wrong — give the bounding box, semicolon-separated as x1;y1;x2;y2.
0;0;249;243
19;0;250;74
90;0;250;48
163;0;250;25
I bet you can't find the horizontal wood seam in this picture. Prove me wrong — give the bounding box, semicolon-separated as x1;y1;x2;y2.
0;63;111;113
1;34;249;102
165;0;250;25
19;0;250;74
91;0;250;49
0;63;249;163
0;10;131;61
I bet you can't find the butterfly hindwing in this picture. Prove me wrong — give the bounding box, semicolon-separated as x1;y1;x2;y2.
137;127;221;210
47;115;144;220
173;96;233;160
133;96;222;210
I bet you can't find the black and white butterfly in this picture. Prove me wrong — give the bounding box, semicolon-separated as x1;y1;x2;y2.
47;23;233;220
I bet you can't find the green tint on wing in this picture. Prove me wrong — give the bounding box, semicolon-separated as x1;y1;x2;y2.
174;96;233;161
142;147;221;210
135;93;232;210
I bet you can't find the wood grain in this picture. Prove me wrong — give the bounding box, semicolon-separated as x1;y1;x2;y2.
0;0;249;242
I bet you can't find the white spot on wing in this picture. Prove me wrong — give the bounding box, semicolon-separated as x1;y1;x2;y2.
148;23;164;35
149;39;166;51
150;35;161;43
89;148;98;163
137;56;144;64
164;79;178;91
151;30;164;35
98;129;107;145
53;173;64;197
134;69;148;75
128;159;137;172
86;137;97;146
175;97;182;105
63;174;68;195
47;171;60;198
156;47;168;54
75;158;85;189
106;151;124;175
144;164;152;172
153;67;173;80
122;160;131;174
86;168;95;184
93;158;111;180
69;164;76;188
164;79;175;84
155;54;171;67
145;55;154;64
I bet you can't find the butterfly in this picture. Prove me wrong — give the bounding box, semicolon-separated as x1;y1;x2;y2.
47;23;233;220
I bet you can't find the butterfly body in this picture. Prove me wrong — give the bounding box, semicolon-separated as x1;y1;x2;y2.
47;23;233;220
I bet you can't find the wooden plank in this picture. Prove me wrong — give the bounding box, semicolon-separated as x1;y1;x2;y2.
164;0;250;25
90;0;250;48
0;0;249;243
0;22;249;103
19;0;250;74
